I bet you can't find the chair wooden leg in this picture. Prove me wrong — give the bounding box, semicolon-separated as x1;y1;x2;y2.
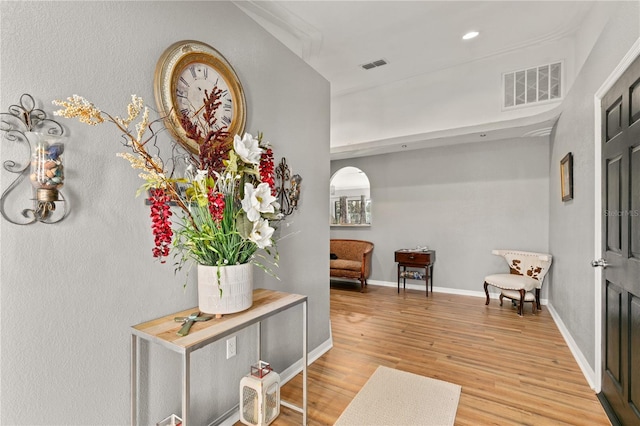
499;293;504;306
518;289;525;316
484;282;490;305
535;289;541;310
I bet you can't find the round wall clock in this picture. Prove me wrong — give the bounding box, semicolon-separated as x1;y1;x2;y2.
154;40;247;154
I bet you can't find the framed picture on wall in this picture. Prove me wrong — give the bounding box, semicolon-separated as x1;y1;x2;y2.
560;152;573;201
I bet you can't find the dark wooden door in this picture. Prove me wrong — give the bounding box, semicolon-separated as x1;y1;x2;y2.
600;53;640;425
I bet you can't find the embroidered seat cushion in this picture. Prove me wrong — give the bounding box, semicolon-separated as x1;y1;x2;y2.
330;259;361;272
501;289;536;301
484;273;538;291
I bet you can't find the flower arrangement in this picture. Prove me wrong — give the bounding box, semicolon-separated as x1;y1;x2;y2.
52;90;280;279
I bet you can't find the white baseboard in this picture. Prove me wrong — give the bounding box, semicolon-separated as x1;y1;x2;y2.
279;331;334;384
216;334;334;426
546;303;597;390
366;279;549;305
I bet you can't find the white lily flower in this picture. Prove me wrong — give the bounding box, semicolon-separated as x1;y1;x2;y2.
241;183;276;222
233;133;263;164
194;169;208;182
249;218;274;249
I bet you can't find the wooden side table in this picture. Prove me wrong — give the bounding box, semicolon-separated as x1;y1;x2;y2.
395;249;436;297
130;289;308;426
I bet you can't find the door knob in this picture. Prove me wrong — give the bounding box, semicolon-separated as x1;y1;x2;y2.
591;258;609;268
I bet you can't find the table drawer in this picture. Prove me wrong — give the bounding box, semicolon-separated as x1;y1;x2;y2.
395;251;431;265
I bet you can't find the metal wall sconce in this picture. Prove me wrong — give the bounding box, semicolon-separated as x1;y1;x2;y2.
0;94;69;225
274;157;302;217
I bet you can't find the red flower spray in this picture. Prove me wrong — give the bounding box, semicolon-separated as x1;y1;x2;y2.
208;189;225;223
260;146;276;196
149;188;173;263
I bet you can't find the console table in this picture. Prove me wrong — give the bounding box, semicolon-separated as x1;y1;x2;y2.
130;289;308;426
395;249;436;296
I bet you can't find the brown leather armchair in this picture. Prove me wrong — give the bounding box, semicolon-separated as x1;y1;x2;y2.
330;239;374;292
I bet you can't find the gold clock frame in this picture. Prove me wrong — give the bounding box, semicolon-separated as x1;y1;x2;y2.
154;40;246;154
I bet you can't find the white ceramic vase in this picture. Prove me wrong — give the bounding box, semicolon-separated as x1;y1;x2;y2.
197;263;254;315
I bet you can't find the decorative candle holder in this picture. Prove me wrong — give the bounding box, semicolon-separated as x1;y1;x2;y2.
0;94;69;225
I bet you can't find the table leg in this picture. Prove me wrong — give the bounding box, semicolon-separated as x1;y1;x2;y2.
430;264;434;294
397;263;400;293
257;321;262;361
424;266;429;297
403;266;407;290
182;352;190;426
302;300;308;425
131;334;138;426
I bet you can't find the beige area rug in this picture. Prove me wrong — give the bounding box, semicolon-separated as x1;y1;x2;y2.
334;366;461;426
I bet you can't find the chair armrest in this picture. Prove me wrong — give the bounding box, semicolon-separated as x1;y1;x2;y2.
361;245;374;278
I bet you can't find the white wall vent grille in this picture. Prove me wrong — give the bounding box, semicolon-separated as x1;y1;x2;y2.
503;62;562;109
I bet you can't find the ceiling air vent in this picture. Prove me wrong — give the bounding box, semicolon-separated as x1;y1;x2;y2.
503;62;562;109
361;59;388;70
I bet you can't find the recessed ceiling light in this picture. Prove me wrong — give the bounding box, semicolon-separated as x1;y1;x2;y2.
462;31;479;40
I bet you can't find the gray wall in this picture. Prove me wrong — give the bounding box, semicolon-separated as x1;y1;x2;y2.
548;1;640;372
331;137;550;295
0;2;330;425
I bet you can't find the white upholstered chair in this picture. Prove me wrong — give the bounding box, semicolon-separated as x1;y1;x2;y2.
483;250;553;316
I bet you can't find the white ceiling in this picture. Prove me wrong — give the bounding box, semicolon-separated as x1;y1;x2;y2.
237;1;595;95
236;1;598;157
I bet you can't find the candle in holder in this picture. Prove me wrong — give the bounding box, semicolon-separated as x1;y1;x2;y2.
28;132;65;202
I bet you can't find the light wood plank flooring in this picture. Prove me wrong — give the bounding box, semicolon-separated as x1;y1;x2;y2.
267;283;610;425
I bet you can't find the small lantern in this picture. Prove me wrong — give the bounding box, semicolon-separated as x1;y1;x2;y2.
239;361;280;426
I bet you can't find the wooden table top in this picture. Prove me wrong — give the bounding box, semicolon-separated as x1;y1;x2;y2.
131;288;307;354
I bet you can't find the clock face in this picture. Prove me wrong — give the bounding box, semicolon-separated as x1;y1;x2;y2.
175;62;234;134
154;40;246;155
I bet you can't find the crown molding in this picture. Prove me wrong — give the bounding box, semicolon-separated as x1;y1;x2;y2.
233;0;322;61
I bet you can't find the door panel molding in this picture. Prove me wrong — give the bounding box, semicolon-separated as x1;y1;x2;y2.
593;37;640;396
599;48;640;425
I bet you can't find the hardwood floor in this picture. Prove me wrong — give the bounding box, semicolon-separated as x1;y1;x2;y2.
272;283;610;425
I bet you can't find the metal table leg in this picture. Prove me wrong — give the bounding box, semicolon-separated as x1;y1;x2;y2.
303;300;308;425
131;334;138;426
182;352;190;425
